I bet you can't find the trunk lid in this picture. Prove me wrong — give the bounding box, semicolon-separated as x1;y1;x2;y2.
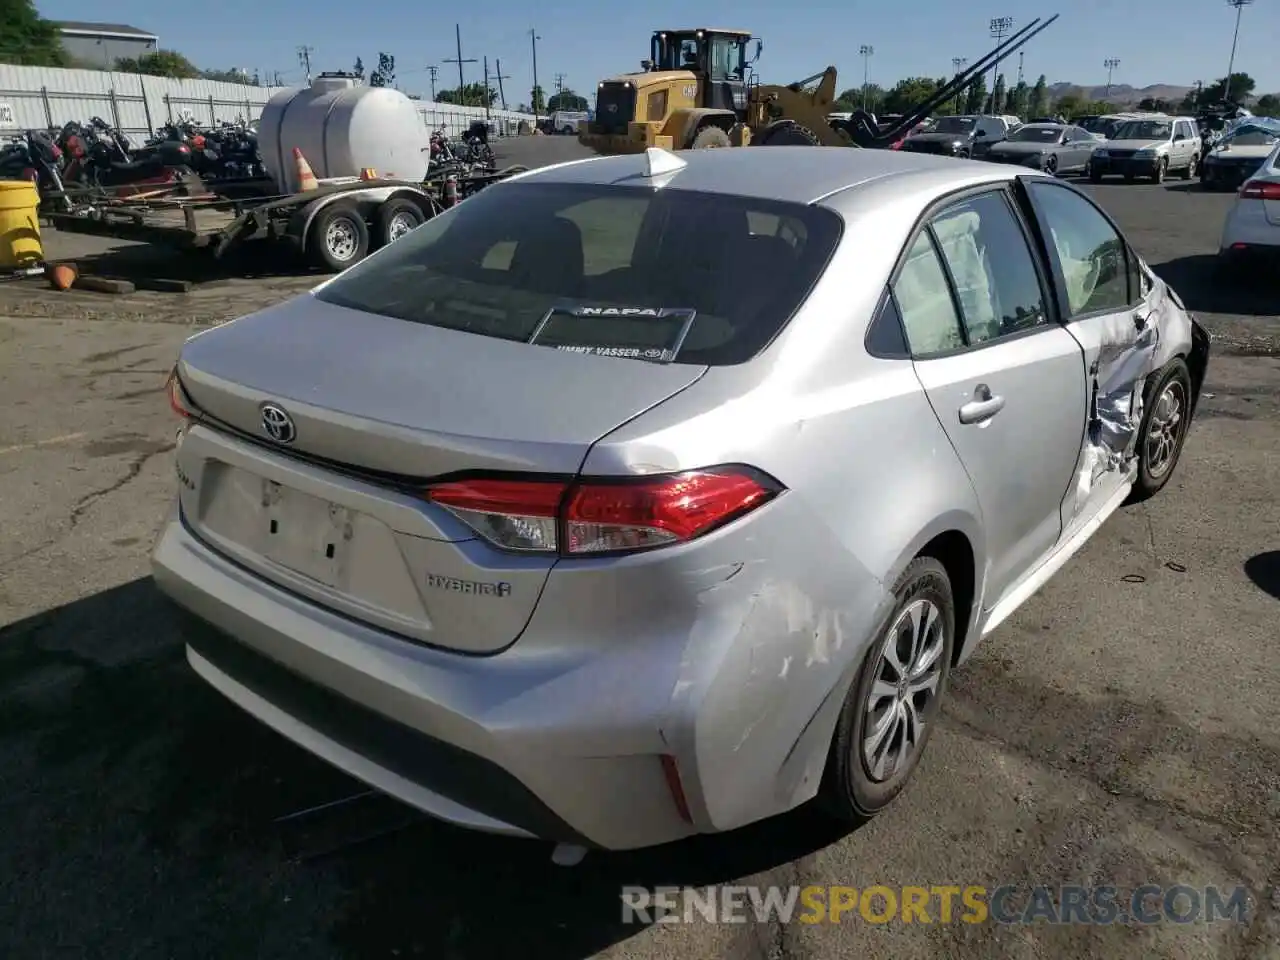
176;294;705;653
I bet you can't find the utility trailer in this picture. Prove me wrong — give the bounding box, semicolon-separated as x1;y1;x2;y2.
45;166;524;273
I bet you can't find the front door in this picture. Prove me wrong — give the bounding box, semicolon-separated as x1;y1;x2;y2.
704;34;746;117
892;188;1087;607
1017;177;1159;535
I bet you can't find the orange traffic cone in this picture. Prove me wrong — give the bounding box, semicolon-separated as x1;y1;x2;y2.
293;147;319;192
358;167;377;180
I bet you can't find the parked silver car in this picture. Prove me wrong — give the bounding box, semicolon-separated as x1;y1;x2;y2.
153;146;1209;854
983;122;1100;175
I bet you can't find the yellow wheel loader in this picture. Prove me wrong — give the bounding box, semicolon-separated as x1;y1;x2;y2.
581;16;1058;154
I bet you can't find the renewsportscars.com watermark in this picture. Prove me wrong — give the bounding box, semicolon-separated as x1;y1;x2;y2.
621;884;1254;926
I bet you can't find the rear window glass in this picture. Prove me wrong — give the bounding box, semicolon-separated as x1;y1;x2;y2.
315;182;843;366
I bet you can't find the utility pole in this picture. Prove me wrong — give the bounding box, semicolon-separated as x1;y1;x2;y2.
988;17;1013;112
952;57;968;114
494;59;511;110
1017;50;1024;85
296;46;314;84
1223;0;1254;104
483;57;493;120
426;65;438;101
530;28;542;123
1103;58;1120;99
859;45;874;111
444;24;476;102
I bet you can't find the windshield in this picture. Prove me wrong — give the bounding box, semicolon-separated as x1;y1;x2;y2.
1010;126;1064;143
1078;116;1122;137
934;117;975;134
315;182;843;366
1115;120;1172;141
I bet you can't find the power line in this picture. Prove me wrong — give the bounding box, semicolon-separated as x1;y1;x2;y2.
530;28;542;121
1103;58;1120;99
443;24;477;98
426;65;438;101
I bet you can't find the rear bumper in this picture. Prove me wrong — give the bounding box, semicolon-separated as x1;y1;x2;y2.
152;490;892;850
1091;156;1162;177
1219;201;1280;261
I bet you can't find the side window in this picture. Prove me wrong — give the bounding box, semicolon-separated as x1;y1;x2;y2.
891;231;965;356
1025;182;1133;316
928;191;1049;344
710;38;739;79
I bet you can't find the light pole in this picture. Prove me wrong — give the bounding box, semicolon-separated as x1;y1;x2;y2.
530;28;542;123
1104;58;1120;99
989;16;1013;112
952;57;968;113
1223;0;1253;104
859;45;874;111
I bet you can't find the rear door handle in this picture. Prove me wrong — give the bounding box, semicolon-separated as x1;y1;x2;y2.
958;385;1005;425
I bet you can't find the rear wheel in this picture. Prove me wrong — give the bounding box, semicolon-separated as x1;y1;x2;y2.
1090;167;1104;183
307;203;369;272
1152;157;1168;183
374;198;424;247
820;556;954;822
1044;154;1059;176
1182;154;1197;180
690;125;732;149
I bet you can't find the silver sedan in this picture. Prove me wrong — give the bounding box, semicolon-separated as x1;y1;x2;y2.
152;146;1208;855
984;122;1100;175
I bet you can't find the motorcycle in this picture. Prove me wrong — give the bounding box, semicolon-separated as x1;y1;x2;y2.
57;120;196;196
0;130;71;211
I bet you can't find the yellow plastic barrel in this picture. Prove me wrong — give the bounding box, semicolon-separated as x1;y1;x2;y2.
0;180;43;269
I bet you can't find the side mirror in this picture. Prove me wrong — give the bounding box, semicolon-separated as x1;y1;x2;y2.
641;59;653;71
973;129;987;138
754;40;763;62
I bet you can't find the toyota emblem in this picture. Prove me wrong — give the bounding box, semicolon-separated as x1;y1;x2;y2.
260;402;296;444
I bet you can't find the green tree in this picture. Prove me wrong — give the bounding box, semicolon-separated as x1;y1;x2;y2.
435;82;496;107
201;68;258;85
992;73;1007;113
964;76;987;114
1008;80;1029;117
0;0;67;66
882;77;940;115
115;50;199;79
1029;74;1049;117
548;89;589;112
368;53;395;88
530;85;546;113
1136;97;1170;112
1201;72;1254;104
1255;93;1280;115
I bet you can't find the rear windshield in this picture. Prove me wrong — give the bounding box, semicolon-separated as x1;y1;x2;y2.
1010;126;1063;142
315;181;842;366
934;117;975;134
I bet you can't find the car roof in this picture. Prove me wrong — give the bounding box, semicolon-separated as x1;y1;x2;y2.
1020;122;1066;129
508;146;1023;206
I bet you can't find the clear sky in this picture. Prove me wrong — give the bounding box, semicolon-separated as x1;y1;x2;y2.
43;0;1279;101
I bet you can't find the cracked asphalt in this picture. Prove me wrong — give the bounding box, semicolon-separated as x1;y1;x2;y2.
0;140;1278;960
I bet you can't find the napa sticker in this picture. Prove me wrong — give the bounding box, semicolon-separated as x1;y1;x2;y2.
528;303;698;363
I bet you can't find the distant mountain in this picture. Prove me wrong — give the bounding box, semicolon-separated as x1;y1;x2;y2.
1046;81;1193;107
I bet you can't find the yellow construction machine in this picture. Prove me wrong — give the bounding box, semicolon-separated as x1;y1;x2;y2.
581;16;1059;153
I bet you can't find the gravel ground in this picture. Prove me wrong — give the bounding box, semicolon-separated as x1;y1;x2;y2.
0;139;1277;960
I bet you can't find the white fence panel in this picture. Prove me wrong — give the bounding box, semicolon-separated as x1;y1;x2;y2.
1;63;537;145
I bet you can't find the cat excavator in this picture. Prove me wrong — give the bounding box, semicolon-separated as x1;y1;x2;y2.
579;15;1059;153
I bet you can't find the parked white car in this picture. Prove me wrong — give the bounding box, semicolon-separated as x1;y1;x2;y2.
1218;139;1280;275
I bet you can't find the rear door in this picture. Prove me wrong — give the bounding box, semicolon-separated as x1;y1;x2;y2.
1017;178;1160;534
893;187;1087;608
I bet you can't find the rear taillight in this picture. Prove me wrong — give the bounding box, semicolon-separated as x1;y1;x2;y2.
166;368;193;419
1239;180;1280;200
425;467;782;557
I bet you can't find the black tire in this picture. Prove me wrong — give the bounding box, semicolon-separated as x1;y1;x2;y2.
690;125;732;149
1182;154;1196;180
1044;154;1059;177
1127;358;1193;504
374;198;424;247
759;122;821;146
820;556;955;823
1090;168;1104;183
1152;157;1168;183
306;203;370;272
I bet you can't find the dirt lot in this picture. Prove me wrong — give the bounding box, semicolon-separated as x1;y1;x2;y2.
1;140;1278;960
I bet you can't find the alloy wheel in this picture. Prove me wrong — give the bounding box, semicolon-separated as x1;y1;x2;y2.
1145;379;1186;479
